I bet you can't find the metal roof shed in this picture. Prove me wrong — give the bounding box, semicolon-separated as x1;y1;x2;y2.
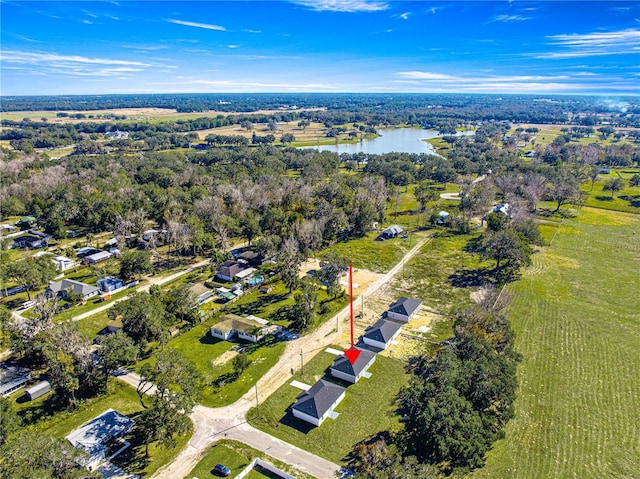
25;380;51;400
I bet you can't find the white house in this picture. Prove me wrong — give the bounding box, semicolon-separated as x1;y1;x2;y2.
387;297;422;323
210;314;269;343
330;348;376;384
188;283;215;305
362;318;403;350
66;409;133;471
291;379;346;427
52;255;77;272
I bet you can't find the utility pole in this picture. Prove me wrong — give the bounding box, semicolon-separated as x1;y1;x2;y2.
300;349;304;374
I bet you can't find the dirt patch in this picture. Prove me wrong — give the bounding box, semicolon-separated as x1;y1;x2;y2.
212;349;238;367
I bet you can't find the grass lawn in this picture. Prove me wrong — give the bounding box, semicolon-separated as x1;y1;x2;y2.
392;231;493;315
248;350;407;464
11;379;190;478
322;231;422;273
75;309;121;339
474;207;640;479
185;440;317;479
582;169;640;214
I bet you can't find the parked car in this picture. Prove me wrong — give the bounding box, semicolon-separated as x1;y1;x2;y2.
212;464;231;477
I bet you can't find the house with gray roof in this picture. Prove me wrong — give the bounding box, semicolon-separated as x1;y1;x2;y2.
66;409;133;471
0;365;31;397
48;279;100;301
292;379;346;427
330;348;376;384
387;297;422;323
362;318;403;350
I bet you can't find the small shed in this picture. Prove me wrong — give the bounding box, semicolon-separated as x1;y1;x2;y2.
25;380;51;401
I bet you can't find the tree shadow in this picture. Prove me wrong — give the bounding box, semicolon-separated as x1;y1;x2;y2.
595;195;614;201
198;334;224;345
448;267;495;288
619;195;640;208
111;414;150;475
212;371;240;388
229;293;289;316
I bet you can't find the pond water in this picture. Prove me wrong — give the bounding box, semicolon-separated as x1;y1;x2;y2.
300;128;471;155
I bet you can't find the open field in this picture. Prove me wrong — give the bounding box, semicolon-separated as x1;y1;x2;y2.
248;350;407;464
0;107;326;124
474;207;640;478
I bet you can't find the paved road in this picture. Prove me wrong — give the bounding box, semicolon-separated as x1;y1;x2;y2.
70;259;211;322
141;237;430;479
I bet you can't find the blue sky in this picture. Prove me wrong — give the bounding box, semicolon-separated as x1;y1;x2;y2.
1;1;639;96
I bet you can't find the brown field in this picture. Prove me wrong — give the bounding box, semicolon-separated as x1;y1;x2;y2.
0;107;326;124
194;120;340;144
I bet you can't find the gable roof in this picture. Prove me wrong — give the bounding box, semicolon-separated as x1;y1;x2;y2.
292;379;346;419
363;318;403;344
382;224;404;235
388;297;422;317
331;348;376;377
49;279;99;297
212;314;266;335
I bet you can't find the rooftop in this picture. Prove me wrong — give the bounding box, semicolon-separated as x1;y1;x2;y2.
66;409;133;455
331;348;376;377
212;314;267;334
292;379;346;419
388;297;422;317
363;318;402;344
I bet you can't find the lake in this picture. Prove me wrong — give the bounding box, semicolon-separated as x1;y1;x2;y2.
300;128;471;155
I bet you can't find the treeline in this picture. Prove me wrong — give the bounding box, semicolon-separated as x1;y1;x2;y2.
4;93;638;126
347;295;520;478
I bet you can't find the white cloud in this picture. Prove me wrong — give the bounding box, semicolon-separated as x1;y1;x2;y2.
0;50;151;80
537;28;640;58
291;1;388;13
0;50;150;66
490;14;531;23
395;71;456;80
167;19;226;31
227;45;239;49
399;12;411;20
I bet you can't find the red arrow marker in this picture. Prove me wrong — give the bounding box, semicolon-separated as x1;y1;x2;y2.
345;264;361;365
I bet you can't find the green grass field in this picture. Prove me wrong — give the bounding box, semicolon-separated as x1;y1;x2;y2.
474;207;640;478
248;350;407;464
323;230;424;273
